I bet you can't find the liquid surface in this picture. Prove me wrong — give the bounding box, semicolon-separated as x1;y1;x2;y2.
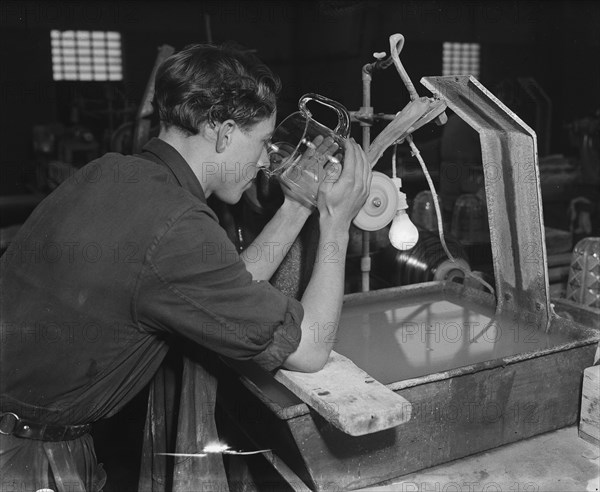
334;298;575;384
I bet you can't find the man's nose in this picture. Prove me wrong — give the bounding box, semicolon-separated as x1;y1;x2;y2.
257;147;270;169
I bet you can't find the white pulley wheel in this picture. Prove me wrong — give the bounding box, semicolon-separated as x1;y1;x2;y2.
353;171;398;231
433;257;471;281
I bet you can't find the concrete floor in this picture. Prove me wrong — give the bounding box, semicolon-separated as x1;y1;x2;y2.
365;426;599;492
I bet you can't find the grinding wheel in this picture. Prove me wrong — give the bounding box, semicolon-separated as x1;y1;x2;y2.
353;172;398;232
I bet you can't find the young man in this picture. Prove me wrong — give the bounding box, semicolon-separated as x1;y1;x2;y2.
0;44;371;489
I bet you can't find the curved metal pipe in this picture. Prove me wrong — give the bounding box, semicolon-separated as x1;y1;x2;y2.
389;34;420;101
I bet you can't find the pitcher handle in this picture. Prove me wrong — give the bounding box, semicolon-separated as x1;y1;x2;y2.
298;93;351;138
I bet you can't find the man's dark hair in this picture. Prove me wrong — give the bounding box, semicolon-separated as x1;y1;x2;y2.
154;43;281;135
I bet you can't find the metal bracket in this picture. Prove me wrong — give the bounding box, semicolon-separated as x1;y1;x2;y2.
421;75;551;329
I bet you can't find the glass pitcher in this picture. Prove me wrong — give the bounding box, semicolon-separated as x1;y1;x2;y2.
267;93;351;208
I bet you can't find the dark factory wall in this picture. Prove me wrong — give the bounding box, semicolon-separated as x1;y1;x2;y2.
1;0;599;196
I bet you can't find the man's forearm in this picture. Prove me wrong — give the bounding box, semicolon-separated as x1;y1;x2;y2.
241;199;312;281
280;137;371;372
282;224;349;372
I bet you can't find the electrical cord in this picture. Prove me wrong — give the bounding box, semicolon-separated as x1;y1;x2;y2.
391;143;398;179
404;134;496;298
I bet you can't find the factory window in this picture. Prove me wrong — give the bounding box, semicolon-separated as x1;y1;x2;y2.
51;30;123;81
442;42;480;79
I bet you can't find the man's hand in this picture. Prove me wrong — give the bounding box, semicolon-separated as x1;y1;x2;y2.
317;138;372;232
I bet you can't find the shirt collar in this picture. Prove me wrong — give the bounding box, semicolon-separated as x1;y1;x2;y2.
139;137;207;203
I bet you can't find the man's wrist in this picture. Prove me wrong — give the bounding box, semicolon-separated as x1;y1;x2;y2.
318;217;351;240
280;198;313;220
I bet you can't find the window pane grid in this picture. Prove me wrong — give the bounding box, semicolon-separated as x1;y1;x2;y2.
442;42;480;79
51;30;122;81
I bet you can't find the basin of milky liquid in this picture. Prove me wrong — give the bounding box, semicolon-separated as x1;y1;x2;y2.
335;296;573;384
233;294;575;409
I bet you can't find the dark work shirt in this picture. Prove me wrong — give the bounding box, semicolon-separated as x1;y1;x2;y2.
0;138;303;425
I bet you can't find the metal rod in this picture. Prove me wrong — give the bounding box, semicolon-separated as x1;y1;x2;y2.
360;63;372;292
350;111;398;123
363;54;394;75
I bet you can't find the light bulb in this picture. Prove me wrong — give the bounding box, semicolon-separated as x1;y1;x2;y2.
388;177;419;250
389;209;419;250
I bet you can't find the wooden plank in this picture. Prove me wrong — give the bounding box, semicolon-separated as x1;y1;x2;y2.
274;351;412;436
579;365;600;446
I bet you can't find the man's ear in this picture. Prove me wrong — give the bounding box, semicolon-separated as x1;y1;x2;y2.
215;120;236;153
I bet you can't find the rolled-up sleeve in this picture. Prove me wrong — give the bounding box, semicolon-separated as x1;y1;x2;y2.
135;207;303;371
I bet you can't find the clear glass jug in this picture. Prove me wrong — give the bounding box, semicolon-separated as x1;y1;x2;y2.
267;93;351;208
